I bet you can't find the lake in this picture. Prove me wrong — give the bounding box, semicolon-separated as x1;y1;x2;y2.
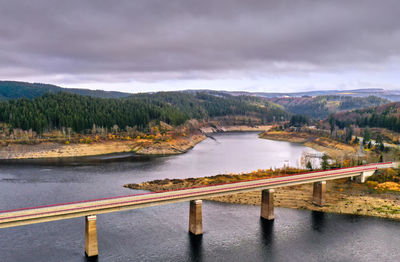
0;132;399;262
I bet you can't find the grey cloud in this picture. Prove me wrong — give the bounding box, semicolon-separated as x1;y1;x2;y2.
0;0;400;82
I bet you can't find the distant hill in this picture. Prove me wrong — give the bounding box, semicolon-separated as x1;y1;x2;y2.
330;102;400;132
0;81;132;99
2;81;399;102
186;88;400;102
266;95;390;119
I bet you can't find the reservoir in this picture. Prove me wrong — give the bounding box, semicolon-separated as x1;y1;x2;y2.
0;132;399;261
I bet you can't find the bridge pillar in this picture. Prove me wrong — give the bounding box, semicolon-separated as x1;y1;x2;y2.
260;189;274;220
85;215;98;257
360;170;376;183
189;200;203;235
312;181;326;206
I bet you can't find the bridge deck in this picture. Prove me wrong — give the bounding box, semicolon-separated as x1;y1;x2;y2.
0;162;396;228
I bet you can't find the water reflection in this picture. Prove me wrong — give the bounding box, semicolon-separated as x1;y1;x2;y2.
260;219;274;247
0;153;155;166
84;255;98;262
311;211;325;232
187;234;203;262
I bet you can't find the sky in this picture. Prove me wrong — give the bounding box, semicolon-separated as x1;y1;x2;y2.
1;0;400;93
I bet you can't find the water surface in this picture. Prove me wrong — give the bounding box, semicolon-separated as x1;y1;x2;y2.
0;132;398;262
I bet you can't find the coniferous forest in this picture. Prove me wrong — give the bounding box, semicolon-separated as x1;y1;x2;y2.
0;92;289;134
330;102;400;133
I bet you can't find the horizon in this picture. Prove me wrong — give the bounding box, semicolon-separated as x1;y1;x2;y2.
0;79;396;95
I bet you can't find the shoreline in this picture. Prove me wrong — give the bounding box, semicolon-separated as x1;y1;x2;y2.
260;130;357;159
125;170;400;220
0;125;272;160
0;134;206;160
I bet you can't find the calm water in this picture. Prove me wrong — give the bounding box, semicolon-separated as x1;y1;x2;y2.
0;132;399;262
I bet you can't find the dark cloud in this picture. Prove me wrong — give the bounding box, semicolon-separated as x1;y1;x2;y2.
1;0;400;82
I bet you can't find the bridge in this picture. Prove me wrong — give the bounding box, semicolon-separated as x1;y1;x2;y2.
0;162;397;257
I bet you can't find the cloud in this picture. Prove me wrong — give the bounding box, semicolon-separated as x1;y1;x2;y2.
1;0;400;88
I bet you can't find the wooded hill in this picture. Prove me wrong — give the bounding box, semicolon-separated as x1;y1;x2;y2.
0;81;131;100
268;95;389;119
1;81;396;134
0;92;289;134
329;102;400;132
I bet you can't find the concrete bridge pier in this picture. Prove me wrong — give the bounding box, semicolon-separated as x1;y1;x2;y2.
360;170;376;183
85;215;98;257
312;181;326;206
260;189;274;220
189;200;203;235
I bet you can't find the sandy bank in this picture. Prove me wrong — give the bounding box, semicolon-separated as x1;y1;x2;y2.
260;131;357;158
0;134;206;160
125;171;400;220
207;181;400;220
134;134;206;155
0;124;271;160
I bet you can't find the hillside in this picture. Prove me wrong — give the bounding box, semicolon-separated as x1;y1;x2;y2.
0;81;131;99
267;95;390;119
330;102;400;132
0;91;289;134
133;92;287;122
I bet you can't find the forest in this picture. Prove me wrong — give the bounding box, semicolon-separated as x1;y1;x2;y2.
0;81;131;100
329;102;400;133
268;95;389;119
0;92;289;134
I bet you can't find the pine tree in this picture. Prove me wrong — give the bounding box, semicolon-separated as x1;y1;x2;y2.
321;154;329;170
306;160;313;171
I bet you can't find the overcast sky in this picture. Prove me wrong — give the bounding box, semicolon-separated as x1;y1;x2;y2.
1;0;400;93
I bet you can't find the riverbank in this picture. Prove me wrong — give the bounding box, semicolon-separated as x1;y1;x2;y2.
260;130;357;158
125;169;400;220
0;124;272;160
0;134;206;159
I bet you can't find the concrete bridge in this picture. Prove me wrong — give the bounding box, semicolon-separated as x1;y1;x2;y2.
0;162;398;257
